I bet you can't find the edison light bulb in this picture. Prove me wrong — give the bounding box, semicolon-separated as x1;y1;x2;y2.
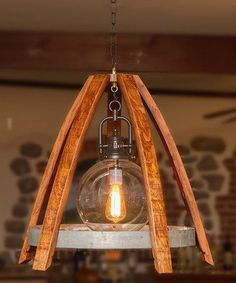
105;167;126;223
77;159;147;231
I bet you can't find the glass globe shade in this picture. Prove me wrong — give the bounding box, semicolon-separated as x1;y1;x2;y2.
76;159;147;231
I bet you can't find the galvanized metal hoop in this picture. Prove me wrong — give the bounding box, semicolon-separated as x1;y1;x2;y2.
28;225;196;250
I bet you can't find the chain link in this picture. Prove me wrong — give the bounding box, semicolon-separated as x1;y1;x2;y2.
110;0;117;71
110;0;119;98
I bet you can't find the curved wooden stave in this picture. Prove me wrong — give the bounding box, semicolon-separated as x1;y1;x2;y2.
32;74;109;271
118;74;172;273
19;75;95;264
133;74;214;266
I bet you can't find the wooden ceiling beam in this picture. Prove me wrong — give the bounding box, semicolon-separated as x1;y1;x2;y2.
1;31;236;73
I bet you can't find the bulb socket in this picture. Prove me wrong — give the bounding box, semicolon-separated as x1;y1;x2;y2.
109;167;123;185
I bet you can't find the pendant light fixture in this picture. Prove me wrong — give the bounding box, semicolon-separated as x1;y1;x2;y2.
76;98;148;231
19;0;214;273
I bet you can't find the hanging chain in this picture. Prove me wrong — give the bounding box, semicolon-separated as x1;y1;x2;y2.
111;0;117;71
110;0;118;99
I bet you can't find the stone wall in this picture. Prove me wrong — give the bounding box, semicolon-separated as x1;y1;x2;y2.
1;87;235;269
5;135;233;260
4;139;99;252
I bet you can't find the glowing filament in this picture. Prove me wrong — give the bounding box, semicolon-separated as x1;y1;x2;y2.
111;185;122;217
105;167;126;223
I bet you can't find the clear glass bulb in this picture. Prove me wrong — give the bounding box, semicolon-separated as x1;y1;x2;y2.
76;159;147;231
105;167;126;223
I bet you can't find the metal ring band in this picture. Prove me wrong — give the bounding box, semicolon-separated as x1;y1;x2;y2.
109;100;121;112
111;85;118;93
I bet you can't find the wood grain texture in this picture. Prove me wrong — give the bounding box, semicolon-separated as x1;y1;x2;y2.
19;75;95;264
133;75;214;266
118;74;172;273
32;74;109;271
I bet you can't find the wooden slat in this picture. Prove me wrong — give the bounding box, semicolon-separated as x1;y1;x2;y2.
133;75;214;266
1;31;236;73
118;74;172;273
19;75;94;264
32;74;109;271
